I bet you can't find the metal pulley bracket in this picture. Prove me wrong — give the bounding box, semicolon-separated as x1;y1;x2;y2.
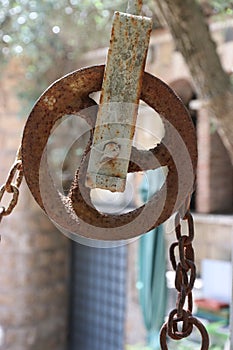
19;0;197;242
4;2;208;347
21;65;197;241
86;11;152;192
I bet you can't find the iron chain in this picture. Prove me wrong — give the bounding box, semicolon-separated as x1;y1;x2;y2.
0;147;24;224
160;210;210;349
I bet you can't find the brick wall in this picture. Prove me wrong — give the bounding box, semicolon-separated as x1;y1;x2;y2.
0;61;70;350
165;213;233;274
196;108;233;213
192;213;233;272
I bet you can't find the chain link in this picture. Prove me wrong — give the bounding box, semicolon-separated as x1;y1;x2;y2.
0;147;24;224
160;210;210;349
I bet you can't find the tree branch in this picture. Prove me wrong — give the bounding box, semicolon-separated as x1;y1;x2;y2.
154;0;233;162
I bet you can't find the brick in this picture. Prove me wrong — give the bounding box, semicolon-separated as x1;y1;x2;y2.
196;108;233;213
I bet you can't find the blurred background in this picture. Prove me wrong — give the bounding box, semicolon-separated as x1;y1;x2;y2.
0;1;233;349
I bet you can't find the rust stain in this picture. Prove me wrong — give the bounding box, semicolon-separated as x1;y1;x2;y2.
86;11;152;192
21;65;197;241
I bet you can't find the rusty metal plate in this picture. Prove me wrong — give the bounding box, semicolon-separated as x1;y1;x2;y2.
21;65;197;241
86;12;152;192
127;0;143;15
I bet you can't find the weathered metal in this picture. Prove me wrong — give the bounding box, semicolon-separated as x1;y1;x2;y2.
127;0;143;15
86;11;152;192
0;154;23;221
21;65;197;241
127;0;142;16
160;211;210;349
0;207;4;223
160;317;209;349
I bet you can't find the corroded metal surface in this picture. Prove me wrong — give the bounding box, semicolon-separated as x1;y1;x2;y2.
127;0;143;15
160;317;209;350
0;150;24;223
21;65;197;241
160;211;209;349
86;11;152;192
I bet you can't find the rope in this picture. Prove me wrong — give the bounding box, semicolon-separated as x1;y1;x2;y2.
127;0;142;15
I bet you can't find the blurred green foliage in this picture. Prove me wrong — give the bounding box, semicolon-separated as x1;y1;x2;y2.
209;0;233;14
0;0;155;109
0;0;232;110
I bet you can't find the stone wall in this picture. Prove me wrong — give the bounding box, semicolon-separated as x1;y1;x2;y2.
196;107;233;213
165;213;233;275
192;213;233;271
0;61;70;350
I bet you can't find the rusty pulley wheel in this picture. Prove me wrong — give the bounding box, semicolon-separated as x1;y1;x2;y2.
21;65;197;241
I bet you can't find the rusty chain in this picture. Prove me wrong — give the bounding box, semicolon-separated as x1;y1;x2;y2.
160;210;210;349
0;147;24;224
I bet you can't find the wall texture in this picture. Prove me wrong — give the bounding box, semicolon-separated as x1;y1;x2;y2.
0;61;70;350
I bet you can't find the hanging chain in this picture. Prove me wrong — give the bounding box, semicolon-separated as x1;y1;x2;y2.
0;146;24;224
160;210;210;349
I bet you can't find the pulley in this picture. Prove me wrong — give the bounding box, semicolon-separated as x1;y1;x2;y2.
20;3;197;241
0;1;210;348
21;65;197;241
